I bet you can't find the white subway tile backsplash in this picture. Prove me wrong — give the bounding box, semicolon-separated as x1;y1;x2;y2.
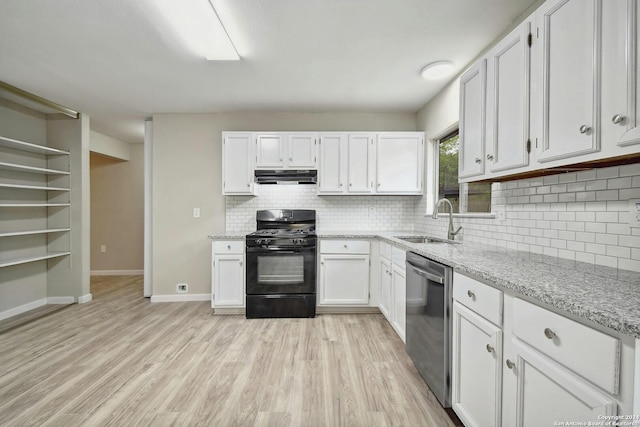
595;254;618;268
597;167;619;179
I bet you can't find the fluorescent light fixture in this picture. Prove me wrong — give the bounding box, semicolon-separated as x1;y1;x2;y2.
155;0;239;60
420;61;454;80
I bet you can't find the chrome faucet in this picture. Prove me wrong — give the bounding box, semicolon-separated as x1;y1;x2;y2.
432;198;462;240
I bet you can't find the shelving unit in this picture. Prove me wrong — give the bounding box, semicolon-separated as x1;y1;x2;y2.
0;133;72;270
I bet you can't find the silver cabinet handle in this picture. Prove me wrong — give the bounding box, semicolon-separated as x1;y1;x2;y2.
486;344;494;353
378;183;381;187
227;245;231;250
339;183;343;187
343;244;347;248
486;154;493;161
239;261;243;266
612;114;625;125
544;328;556;339
579;125;591;134
467;290;475;298
349;183;352;187
247;183;250;187
506;359;515;369
475;158;481;164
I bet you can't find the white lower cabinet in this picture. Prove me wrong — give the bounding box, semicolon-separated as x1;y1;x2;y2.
211;240;245;310
378;242;406;342
379;256;392;320
452;274;503;427
318;240;370;305
391;261;406;342
502;338;616;427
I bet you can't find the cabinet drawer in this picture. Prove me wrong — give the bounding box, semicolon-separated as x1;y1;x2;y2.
214;240;245;254
320;240;370;254
391;247;405;267
380;241;392;260
453;273;503;326
512;298;620;394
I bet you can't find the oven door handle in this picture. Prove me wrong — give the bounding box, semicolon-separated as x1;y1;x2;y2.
246;247;314;253
407;264;444;284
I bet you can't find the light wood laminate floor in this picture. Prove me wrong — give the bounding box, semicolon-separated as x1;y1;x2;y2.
0;276;460;426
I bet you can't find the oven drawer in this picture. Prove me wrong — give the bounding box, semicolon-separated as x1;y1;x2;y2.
214;240;244;254
320;239;370;254
512;298;620;394
453;273;503;326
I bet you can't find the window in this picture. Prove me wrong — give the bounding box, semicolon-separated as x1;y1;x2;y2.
437;130;491;214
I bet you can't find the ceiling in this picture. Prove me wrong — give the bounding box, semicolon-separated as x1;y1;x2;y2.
0;0;537;144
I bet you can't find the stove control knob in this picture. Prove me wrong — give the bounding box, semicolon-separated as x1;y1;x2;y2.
294;238;305;245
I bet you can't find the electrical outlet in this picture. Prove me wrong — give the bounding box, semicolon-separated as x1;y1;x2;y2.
100;245;107;253
630;199;640;228
176;283;188;293
193;208;200;218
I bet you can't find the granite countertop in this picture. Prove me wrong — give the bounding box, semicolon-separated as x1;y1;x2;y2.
210;231;640;338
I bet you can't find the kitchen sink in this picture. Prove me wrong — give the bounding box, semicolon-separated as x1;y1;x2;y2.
395;235;459;244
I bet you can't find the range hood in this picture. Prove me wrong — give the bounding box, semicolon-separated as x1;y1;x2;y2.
254;169;317;185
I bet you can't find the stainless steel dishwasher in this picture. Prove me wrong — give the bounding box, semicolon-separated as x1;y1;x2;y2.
405;251;453;408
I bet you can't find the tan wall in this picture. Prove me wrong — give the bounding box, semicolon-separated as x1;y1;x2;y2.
90;144;144;271
151;112;417;296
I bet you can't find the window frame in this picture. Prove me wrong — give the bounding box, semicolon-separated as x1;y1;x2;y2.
426;125;495;218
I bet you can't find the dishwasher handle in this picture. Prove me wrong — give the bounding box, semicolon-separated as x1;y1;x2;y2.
407;264;444;284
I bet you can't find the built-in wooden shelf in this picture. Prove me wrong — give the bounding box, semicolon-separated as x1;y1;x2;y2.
0;183;70;191
0;135;69;156
0;161;70;175
0;228;71;238
0;251;71;268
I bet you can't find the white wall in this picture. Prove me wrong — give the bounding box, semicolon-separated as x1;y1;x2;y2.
151;112;417;296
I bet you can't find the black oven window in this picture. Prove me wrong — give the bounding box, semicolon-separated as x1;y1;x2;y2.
257;255;304;284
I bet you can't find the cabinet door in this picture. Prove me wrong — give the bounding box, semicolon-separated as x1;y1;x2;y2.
601;0;640;148
317;133;346;194
255;133;284;169
319;254;370;305
486;19;532;175
459;60;487;179
537;0;601;163
213;254;245;307
391;263;406;342
452;302;502;427
287;133;318;168
347;133;375;193
222;132;254;195
379;257;392;321
502;340;616;427
375;132;424;194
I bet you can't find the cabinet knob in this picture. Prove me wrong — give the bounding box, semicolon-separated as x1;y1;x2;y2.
467;290;475;299
378;183;381;187
506;359;515;369
474;158;481;164
247;183;250;187
349;183;352;187
239;261;243;266
343;244;348;248
339;183;343;187
544;327;556;339
227;245;231;250
486;344;494;353
280;158;283;162
579;125;591;134
612;114;625;125
486;154;493;161
289;157;293;161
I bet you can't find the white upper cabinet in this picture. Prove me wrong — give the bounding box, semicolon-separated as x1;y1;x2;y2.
222;132;254;195
459;60;487;179
318;133;346;194
347;133;375;193
255;132;318;169
536;0;601;163
255;133;285;169
375;132;424;194
287;132;318;168
485;17;532;175
601;0;640;149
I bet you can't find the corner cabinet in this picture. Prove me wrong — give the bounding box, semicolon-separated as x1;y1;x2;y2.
375;132;424;194
0;135;71;268
222;132;255;195
211;240;245;311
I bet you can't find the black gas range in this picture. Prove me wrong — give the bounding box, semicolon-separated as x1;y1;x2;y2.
245;209;317;318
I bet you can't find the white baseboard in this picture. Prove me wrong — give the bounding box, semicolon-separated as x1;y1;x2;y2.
150;294;211;303
90;270;143;276
78;294;93;304
47;296;76;304
0;298;48;321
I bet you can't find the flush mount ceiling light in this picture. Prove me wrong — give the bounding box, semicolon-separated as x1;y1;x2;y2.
420;61;454;80
155;0;239;60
